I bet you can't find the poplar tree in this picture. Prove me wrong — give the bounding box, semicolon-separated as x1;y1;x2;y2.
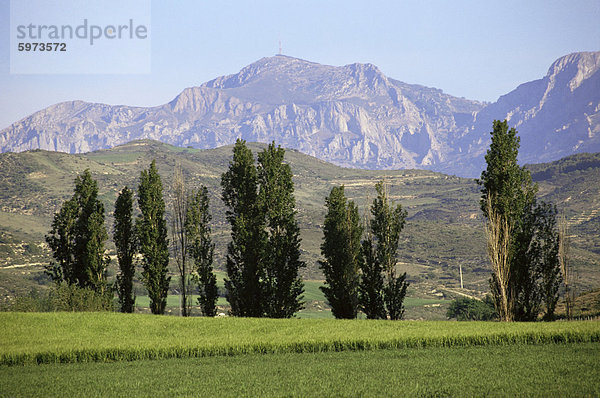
45;198;78;284
531;202;561;321
480;120;535;321
258;142;305;318
319;186;362;319
114;186;136;313
479;120;561;321
137;160;170;315
367;181;408;320
171;165;192;317
73;170;110;293
186;186;218;317
46;169;110;293
359;235;386;319
221;139;266;317
558;215;574;319
479;120;536;222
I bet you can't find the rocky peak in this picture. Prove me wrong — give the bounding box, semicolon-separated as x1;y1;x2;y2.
200;55;395;102
203;55;327;90
546;51;600;91
343;62;389;91
459;51;600;176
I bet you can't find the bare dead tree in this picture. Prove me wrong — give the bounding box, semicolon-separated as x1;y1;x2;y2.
171;165;193;316
485;194;513;322
558;214;574;320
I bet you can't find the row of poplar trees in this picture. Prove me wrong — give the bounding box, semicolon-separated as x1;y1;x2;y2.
221;140;411;319
221;140;305;317
320;182;409;319
46;120;568;321
45;140;308;318
46;161;218;316
45;139;410;319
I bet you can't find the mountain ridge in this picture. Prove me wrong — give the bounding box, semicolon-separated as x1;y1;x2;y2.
454;51;600;174
1;51;598;177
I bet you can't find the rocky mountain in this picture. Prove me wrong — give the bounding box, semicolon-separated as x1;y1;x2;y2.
448;51;600;176
1;52;598;177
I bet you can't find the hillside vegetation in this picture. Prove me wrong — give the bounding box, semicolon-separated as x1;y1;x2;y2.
0;141;599;307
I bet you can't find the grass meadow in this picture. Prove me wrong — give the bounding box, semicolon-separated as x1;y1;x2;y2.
0;313;598;396
1;344;598;397
1;313;598;365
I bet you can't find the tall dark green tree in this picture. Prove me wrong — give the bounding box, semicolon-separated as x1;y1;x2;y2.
359;235;386;319
512;201;542;321
532;202;561;321
507;201;562;321
371;181;408;320
45;198;78;284
221;139;266;317
479;120;537;222
73;170;110;293
114;186;136;313
479;120;535;321
46;169;110;293
384;275;409;320
319;186;363;319
258;142;305;318
479;120;561;321
186;186;218;317
136;160;170;315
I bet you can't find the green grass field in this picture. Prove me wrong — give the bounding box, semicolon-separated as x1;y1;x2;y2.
1;344;598;397
1;313;598;396
1;313;598;366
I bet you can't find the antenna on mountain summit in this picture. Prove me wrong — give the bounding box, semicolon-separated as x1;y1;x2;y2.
278;39;282;55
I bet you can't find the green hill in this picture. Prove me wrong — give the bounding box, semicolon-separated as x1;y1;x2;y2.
0;140;598;309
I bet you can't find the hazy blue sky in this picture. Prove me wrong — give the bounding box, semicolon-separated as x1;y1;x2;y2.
1;0;598;130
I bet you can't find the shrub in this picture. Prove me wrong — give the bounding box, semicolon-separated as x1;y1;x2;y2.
3;289;54;312
2;284;114;312
447;296;497;321
0;245;14;256
49;283;114;312
23;243;42;255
